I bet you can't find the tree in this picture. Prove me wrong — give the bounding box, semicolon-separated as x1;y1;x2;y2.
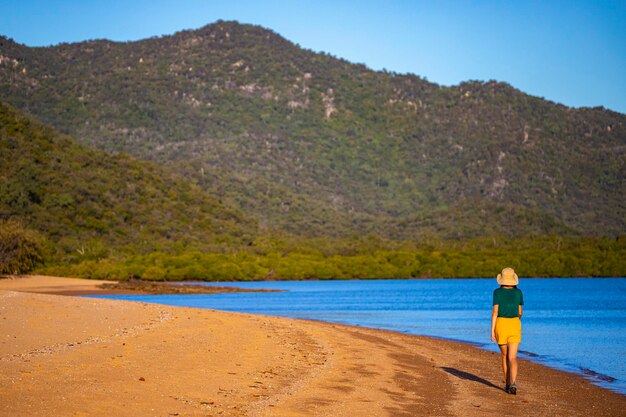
0;219;45;275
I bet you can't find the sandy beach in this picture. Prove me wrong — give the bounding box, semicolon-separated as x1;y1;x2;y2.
0;276;624;416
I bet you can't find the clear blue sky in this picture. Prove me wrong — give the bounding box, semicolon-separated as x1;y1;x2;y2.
1;0;625;113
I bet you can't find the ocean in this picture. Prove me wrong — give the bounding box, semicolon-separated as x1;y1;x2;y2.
92;277;626;394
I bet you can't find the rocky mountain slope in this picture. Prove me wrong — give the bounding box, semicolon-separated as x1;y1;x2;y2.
1;21;624;239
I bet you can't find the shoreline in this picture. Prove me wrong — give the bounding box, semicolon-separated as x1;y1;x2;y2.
6;275;625;389
142;277;626;393
297;318;624;396
71;294;626;396
1;276;624;416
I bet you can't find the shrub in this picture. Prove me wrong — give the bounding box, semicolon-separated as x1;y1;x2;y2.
0;219;45;274
142;266;166;281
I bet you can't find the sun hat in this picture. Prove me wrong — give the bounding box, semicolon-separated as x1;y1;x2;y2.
497;267;519;286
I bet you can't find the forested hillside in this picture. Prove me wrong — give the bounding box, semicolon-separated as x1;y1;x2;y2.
0;101;256;265
0;21;624;239
0;102;623;279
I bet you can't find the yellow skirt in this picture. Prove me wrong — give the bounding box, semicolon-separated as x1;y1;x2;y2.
495;317;522;345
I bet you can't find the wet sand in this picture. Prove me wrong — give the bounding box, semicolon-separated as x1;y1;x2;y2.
1;276;624;416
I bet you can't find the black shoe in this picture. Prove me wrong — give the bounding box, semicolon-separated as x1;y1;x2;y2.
509;382;517;395
504;384;510;393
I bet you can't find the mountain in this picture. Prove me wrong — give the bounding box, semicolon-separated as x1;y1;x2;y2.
0;101;256;262
1;20;624;240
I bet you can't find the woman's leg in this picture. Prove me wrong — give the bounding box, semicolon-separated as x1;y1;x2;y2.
498;344;509;385
507;342;520;384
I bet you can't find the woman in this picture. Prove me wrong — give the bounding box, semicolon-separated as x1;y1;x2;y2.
491;267;524;394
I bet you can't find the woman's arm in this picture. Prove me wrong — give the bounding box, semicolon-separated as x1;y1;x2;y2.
491;305;498;342
518;305;523;319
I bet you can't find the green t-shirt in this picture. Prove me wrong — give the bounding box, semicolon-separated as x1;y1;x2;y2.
493;287;524;318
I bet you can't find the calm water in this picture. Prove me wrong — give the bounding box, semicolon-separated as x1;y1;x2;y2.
93;278;626;394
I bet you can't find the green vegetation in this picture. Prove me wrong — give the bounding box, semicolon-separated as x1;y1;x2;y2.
0;21;623;239
0;219;45;274
40;236;626;280
0;102;255;267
